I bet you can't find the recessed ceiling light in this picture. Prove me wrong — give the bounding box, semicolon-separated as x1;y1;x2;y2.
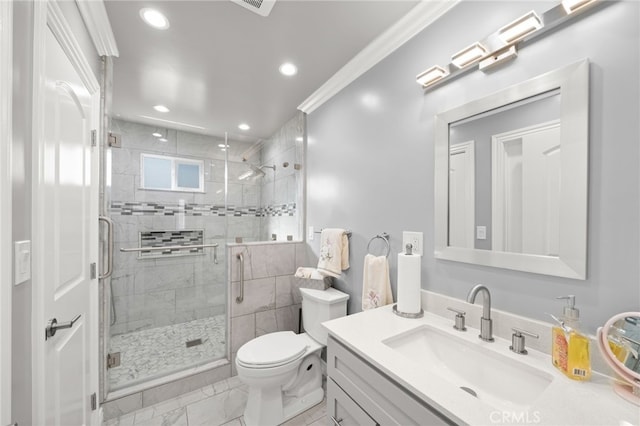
296;137;303;142
152;132;162;138
140;8;170;30
279;62;298;76
238;123;250;131
218;144;230;148
153;105;170;113
158;137;168;142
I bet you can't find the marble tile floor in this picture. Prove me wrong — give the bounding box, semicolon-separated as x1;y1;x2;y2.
103;376;330;426
109;315;227;389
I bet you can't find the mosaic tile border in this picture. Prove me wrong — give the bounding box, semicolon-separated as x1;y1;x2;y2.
111;201;296;217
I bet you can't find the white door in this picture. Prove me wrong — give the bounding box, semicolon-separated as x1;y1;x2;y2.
32;3;100;425
492;121;560;255
448;141;475;248
521;126;561;256
0;2;13;425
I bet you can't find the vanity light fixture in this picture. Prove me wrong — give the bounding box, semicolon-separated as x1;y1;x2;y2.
497;11;543;44
451;42;488;69
562;0;597;14
415;0;606;92
153;105;170;113
479;46;518;72
152;130;162;138
416;65;449;88
238;123;250;131
139;8;170;30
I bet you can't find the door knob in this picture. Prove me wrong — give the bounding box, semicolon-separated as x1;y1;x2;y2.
45;314;81;340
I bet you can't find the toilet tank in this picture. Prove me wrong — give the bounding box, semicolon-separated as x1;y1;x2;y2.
300;287;349;345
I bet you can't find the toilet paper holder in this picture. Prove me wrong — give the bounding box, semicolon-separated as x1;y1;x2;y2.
392;304;424;319
393;242;424;319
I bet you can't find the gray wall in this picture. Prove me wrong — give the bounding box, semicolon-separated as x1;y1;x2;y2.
11;1;101;424
306;0;640;332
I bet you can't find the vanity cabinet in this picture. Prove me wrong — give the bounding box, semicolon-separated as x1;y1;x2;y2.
326;336;455;426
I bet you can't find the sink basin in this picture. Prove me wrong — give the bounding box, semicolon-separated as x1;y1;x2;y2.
382;325;554;410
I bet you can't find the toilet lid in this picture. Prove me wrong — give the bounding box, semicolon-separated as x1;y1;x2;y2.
237;331;308;368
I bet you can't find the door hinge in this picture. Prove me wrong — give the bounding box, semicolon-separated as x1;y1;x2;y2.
107;352;121;369
90;129;97;147
90;262;97;279
90;392;97;411
108;132;122;148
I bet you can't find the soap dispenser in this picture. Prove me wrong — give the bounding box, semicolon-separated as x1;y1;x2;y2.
551;295;591;381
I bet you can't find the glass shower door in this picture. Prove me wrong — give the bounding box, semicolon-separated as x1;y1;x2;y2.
104;120;229;391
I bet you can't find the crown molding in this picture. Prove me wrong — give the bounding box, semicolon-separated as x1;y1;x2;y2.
76;0;119;57
298;0;459;114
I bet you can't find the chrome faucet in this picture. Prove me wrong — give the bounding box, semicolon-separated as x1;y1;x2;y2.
466;284;494;342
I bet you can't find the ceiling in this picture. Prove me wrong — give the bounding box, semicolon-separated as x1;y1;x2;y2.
104;0;419;142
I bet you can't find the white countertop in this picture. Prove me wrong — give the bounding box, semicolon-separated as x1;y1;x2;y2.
323;305;640;426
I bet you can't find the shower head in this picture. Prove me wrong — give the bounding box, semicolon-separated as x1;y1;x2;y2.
238;162;275;180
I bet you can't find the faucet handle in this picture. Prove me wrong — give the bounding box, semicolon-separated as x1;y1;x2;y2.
510;327;539;355
446;307;467;332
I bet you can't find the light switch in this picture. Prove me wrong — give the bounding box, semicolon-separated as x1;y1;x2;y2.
476;226;487;240
14;240;31;285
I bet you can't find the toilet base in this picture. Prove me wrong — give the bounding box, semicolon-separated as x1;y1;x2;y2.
283;387;324;423
243;387;324;426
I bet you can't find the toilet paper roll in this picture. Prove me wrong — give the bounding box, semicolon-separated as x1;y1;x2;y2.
397;253;421;314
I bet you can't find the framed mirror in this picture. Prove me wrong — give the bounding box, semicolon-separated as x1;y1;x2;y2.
434;60;589;279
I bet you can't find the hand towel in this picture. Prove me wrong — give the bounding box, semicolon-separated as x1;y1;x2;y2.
362;254;393;310
317;228;350;278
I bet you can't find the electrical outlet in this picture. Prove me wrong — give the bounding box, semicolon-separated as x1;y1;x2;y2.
402;231;423;256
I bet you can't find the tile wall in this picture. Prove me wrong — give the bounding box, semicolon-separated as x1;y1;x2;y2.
228;241;310;375
109;119;260;335
259;112;305;242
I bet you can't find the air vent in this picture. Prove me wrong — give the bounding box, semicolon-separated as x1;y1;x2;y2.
229;0;277;17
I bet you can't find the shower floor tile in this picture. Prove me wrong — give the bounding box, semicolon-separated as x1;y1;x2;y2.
109;315;226;390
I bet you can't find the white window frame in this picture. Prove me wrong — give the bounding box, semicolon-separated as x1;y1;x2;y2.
140;153;205;193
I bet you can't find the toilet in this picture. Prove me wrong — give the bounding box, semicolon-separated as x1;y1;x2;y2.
236;287;349;426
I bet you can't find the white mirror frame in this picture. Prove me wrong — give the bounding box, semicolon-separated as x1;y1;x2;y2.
434;59;589;279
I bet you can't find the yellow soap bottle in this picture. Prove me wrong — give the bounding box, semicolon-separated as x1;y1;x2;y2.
551;296;591;381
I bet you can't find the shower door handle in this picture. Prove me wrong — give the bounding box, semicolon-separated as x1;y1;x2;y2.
99;216;114;279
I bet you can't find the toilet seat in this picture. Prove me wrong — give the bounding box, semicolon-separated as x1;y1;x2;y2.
237;331;308;369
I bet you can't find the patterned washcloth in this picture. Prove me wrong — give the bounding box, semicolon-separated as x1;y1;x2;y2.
317;228;349;278
361;254;393;310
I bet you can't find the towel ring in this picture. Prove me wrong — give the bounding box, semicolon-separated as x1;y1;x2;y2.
367;233;390;258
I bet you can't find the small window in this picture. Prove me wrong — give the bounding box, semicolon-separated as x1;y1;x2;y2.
141;154;204;192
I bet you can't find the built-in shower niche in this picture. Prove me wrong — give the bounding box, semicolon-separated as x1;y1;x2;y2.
138;229;205;259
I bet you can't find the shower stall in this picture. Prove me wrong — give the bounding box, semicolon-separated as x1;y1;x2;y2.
99;113;305;398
